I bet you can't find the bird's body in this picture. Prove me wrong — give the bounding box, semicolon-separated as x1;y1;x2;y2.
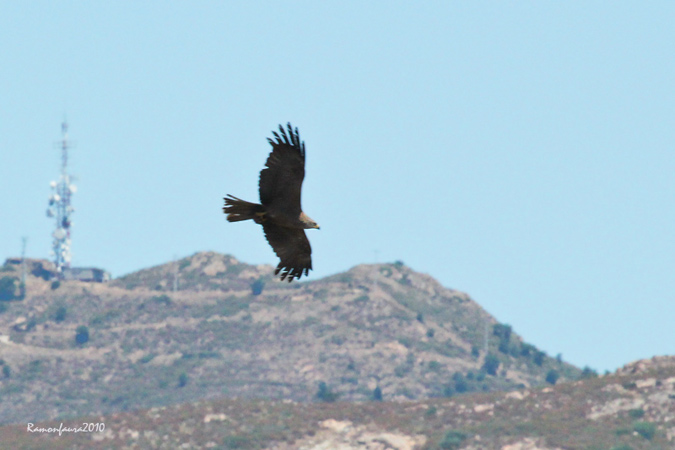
223;124;319;282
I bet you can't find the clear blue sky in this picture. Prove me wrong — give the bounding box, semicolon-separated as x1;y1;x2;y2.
1;3;673;373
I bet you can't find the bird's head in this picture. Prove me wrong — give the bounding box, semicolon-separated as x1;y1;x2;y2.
300;212;320;230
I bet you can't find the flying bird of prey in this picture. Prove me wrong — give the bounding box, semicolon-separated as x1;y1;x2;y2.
223;123;320;282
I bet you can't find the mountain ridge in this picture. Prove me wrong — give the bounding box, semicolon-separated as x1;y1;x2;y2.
0;251;579;427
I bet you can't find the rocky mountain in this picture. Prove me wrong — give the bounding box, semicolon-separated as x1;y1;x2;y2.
0;252;578;427
2;356;674;449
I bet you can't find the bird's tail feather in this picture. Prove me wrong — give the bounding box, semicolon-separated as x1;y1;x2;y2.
223;195;266;222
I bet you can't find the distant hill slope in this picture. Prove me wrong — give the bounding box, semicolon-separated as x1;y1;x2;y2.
0;252;579;425
2;356;674;449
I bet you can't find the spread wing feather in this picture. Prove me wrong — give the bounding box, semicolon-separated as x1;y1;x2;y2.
259;123;305;217
262;223;312;282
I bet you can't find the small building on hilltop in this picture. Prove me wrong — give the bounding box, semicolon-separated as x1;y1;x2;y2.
3;258;110;283
62;267;111;283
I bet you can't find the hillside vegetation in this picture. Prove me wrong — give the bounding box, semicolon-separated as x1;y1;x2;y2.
0;252;577;427
2;356;674;449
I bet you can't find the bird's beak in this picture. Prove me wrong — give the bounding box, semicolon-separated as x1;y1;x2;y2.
316;225;321;230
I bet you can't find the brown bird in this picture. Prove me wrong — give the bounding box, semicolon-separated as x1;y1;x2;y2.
223;123;320;282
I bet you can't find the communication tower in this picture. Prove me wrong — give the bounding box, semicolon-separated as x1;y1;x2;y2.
46;121;77;277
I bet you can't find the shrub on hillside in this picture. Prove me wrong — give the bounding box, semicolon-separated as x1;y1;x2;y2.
520;343;536;356
633;421;656;440
545;369;560;385
75;325;89;345
580;366;598;379
492;323;512;341
628;408;645;419
316;381;338;402
452;372;468;393
54;305;67;322
25;317;37;332
533;350;546;366
438;430;467;449
0;277;17;301
483;353;500;376
251;278;265;296
428;361;442;372
178;372;188;388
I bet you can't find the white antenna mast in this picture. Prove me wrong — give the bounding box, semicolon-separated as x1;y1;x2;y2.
46;121;76;278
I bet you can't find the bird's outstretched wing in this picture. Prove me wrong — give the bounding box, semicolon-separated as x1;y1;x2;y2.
259;123;305;217
262;222;312;282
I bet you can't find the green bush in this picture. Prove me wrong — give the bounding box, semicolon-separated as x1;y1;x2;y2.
51;280;61;290
2;365;10;378
492;323;512;341
520;343;535;356
580;366;598;379
178;372;188;388
139;354;156;364
25;317;37;332
428;361;442;372
438;430;467;449
0;277;17;301
628;408;645;419
633;421;656;440
222;435;254;449
372;386;383;401
452;372;468;393
316;381;338;402
533;351;546;366
545;369;560;385
75;325;89;345
251;278;265;296
483;353;500;376
54;305;67;322
151;294;172;305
